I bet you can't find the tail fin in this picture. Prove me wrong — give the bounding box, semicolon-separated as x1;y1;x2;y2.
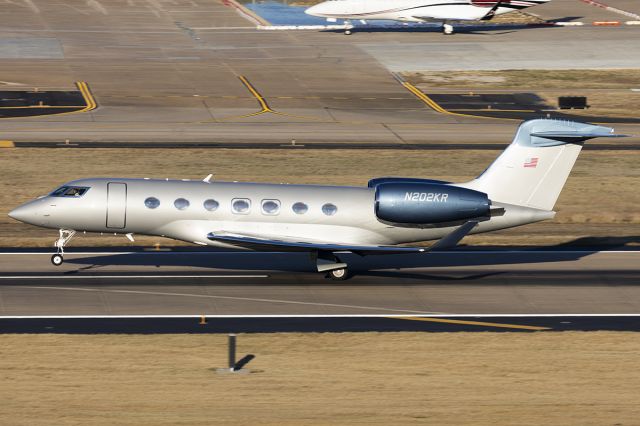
463;119;625;211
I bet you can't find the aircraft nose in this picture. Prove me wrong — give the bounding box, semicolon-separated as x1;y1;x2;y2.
8;203;37;224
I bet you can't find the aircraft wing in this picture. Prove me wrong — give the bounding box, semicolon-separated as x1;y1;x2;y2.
206;231;426;255
207;221;478;254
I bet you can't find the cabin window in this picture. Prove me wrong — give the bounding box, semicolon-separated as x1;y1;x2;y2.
232;198;251;214
322;203;337;216
203;199;219;211
50;186;90;198
144;197;160;209
174;198;190;210
261;199;280;215
292;202;308;214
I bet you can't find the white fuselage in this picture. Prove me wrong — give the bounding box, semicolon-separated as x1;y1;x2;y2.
305;0;548;22
9;178;552;249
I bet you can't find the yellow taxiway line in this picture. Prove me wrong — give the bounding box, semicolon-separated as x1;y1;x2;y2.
391;316;551;331
0;81;97;119
76;81;97;112
218;76;324;121
401;81;519;121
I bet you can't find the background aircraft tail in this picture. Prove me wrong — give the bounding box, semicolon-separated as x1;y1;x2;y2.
462;119;624;211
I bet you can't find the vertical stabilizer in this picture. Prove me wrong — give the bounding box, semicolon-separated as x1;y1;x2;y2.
462;119;623;211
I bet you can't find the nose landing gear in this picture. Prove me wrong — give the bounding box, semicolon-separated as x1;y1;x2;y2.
51;253;64;266
344;20;353;35
51;229;76;266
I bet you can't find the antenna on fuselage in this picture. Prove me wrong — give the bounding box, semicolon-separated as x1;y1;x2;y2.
203;174;213;183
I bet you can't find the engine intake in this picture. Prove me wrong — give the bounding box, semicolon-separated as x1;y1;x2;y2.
374;182;490;226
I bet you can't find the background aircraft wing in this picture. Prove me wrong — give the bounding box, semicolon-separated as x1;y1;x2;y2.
206;231;426;255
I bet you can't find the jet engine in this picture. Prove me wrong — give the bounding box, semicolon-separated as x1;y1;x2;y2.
374;182;490;226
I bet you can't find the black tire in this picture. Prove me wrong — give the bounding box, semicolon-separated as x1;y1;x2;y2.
51;254;63;266
328;268;350;280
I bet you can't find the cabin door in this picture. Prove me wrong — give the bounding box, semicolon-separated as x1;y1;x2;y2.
106;182;127;229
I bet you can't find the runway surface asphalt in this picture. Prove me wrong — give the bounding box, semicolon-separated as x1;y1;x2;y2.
1;0;639;333
1;249;639;332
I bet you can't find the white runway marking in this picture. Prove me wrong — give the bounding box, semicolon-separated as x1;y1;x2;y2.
20;286;448;315
0;275;269;279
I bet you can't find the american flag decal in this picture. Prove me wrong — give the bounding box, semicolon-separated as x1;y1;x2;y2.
523;157;539;168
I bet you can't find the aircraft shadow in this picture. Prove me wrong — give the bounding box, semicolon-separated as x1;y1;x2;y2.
65;235;640;278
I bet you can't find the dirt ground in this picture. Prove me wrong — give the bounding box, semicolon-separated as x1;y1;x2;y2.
1;148;638;247
1;332;640;425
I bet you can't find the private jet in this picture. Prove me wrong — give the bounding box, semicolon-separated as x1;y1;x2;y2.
305;0;551;34
9;119;622;280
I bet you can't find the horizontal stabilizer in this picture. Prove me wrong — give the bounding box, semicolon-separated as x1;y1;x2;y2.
530;130;627;144
516;120;626;147
530;131;625;138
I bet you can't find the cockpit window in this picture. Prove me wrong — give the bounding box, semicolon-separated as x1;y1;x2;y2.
50;186;90;197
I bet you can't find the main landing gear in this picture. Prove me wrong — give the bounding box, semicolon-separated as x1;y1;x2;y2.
51;229;76;266
314;251;352;280
327;267;350;281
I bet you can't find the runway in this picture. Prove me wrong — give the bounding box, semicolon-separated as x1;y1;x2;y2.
1;250;639;320
1;0;639;333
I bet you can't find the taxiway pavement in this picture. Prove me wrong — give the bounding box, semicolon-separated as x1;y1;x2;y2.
1;0;639;145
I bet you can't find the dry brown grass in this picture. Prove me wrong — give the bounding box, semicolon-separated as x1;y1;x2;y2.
402;69;640;90
1;148;639;247
402;69;640;118
537;91;640;119
1;332;640;425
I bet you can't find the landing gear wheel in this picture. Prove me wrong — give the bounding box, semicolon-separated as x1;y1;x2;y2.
343;20;353;35
328;267;350;280
51;229;75;266
51;254;63;266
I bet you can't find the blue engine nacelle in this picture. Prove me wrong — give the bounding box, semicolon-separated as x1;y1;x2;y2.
374;182;490;226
